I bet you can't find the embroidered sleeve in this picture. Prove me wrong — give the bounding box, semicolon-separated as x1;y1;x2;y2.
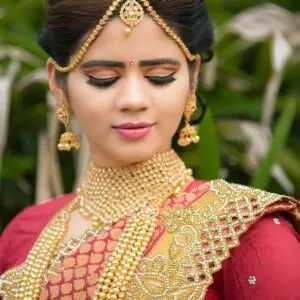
221;214;300;299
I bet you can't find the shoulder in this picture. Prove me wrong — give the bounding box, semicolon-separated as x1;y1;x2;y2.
15;192;75;220
0;193;76;274
190;179;300;297
231;213;300;260
220;214;300;299
192;179;299;225
3;192;75;234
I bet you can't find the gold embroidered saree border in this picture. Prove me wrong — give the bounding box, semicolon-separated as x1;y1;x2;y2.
126;179;299;299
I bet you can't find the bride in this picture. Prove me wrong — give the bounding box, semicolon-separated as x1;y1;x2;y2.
1;0;299;299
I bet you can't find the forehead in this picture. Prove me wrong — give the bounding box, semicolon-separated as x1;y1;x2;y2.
82;15;186;62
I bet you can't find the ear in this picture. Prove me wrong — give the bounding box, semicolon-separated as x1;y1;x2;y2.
191;54;201;94
47;58;64;101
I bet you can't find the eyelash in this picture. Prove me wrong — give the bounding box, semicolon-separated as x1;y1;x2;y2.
86;72;176;88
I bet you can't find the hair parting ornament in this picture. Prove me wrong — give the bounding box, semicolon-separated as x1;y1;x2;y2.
53;0;197;73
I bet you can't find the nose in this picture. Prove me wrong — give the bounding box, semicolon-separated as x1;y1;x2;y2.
116;74;149;113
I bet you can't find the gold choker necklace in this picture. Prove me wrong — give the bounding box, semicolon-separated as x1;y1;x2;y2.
78;150;193;228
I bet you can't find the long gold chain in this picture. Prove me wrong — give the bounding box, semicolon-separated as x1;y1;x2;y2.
2;200;79;299
94;206;160;299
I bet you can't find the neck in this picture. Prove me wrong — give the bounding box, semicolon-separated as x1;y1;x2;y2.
78;149;193;228
90;144;172;168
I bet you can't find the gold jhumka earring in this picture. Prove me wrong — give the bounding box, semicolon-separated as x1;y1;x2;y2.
56;95;80;151
178;94;200;147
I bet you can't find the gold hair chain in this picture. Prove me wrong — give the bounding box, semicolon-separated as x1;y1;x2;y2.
53;0;196;73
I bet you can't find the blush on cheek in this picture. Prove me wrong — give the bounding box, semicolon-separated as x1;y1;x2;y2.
160;101;185;141
68;93;109;145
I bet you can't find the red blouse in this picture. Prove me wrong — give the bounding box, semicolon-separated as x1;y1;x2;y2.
1;187;300;299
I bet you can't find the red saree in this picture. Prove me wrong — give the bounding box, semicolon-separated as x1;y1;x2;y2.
1;180;300;299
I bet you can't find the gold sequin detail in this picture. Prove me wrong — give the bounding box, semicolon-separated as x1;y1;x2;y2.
126;180;289;299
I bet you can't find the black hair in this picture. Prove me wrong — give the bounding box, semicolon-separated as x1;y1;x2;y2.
38;0;214;67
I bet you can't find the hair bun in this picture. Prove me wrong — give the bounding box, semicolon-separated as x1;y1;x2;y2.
37;28;50;53
37;28;65;64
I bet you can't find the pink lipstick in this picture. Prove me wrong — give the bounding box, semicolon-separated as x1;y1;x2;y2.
113;122;154;140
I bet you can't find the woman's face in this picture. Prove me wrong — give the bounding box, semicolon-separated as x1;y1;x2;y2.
49;16;199;167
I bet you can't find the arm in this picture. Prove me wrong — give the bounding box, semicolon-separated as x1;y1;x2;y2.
221;214;300;300
0;216;19;274
0;193;75;274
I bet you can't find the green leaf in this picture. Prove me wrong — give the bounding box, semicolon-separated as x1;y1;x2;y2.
1;155;34;179
195;108;221;179
251;99;297;189
278;149;300;188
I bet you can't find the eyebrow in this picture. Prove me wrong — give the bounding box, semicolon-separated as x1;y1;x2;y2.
139;58;180;67
80;60;126;69
80;58;180;69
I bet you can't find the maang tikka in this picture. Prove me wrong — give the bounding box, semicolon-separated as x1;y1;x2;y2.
56;94;80;151
52;0;196;73
178;94;200;147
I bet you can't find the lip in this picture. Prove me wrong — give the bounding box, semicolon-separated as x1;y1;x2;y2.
114;122;154;129
113;122;154;139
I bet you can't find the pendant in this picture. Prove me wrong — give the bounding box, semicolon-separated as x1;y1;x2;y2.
120;0;144;34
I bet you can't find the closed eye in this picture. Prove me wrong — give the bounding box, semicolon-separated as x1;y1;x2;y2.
86;75;120;88
145;72;177;86
86;72;176;88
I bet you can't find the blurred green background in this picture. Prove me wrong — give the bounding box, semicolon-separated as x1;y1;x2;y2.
1;0;300;231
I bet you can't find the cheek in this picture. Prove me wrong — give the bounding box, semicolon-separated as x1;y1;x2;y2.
67;74;113;136
156;81;188;135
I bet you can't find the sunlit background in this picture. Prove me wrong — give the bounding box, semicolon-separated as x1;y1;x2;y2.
1;0;300;231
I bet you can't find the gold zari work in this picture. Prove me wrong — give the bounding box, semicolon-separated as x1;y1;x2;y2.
0;179;297;299
126;180;292;299
53;0;196;72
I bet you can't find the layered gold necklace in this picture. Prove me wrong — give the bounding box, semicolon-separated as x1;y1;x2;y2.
0;150;193;299
78;150;193;228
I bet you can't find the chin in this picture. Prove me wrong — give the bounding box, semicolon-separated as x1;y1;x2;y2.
91;132;171;167
114;143;160;166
